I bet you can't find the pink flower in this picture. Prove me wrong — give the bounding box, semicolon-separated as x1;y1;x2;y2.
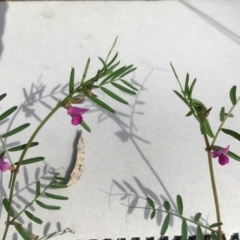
211;146;230;165
67;106;89;126
0;156;10;172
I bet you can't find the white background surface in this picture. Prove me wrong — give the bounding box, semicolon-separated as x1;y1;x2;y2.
0;1;240;239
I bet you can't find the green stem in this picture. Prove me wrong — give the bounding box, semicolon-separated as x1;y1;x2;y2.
2;78;86;240
2;103;61;240
203;133;222;238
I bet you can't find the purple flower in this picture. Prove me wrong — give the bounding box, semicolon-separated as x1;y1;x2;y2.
0;156;10;172
211;146;230;166
67;106;89;126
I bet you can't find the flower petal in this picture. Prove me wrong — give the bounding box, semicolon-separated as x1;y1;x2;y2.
211;145;230;158
0;159;10;172
67;107;89;117
211;151;220;158
218;154;229;165
221;145;230;155
71;115;83;125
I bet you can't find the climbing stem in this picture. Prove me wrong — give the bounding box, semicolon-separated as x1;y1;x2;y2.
203;133;222;239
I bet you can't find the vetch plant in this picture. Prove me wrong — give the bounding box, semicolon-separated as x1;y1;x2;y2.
123;63;240;240
0;38;139;240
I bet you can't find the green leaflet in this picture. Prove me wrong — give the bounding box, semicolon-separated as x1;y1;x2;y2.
3;198;15;217
0;106;18;121
150;210;156;219
202;119;214;138
8;142;39;152
0;93;7;101
50;184;68;188
163;201;170;212
197;226;204;240
87;95;115;113
99;61;120;83
120;79;138;91
181;219;188;240
100;87;128;105
111;82;136;95
160;213;170;236
81;120;91;133
119;67;137;79
211;231;219;240
44;192;68;200
221;128;240;141
176;195;183;215
189;78;197;98
173;90;187;104
36;200;60;210
106;52;118;68
69;68;75;94
194;212;202;222
229;85;237;105
184;73;190;96
14;157;44;165
1;123;30;138
105;37;118;63
98;57;107;72
36;181;41;197
146;197;155;209
25;210;43;224
186;110;193;117
15;225;33;240
100;66;127;85
209;222;223;228
170;62;179;81
227;151;240;162
81;58;90;85
112;65;134;80
219;107;225;122
55;176;69;182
